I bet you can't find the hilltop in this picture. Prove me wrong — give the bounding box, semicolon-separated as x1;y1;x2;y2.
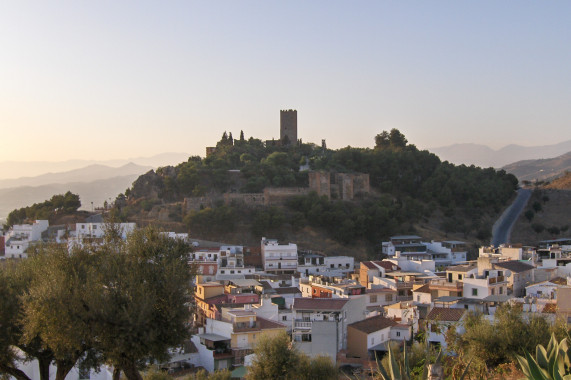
104;129;517;258
502;151;571;183
544;171;571;190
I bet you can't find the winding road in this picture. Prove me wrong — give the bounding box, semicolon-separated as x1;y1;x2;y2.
491;188;532;246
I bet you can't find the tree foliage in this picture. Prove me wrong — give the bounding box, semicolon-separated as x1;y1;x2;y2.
0;226;194;380
6;191;81;226
245;331;337;380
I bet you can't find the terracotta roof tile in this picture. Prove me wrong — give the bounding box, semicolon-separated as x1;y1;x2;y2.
426;307;465;322
293;298;349;311
494;261;535;273
348;315;397;334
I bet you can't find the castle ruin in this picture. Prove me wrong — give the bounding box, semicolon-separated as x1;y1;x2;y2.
280;109;297;145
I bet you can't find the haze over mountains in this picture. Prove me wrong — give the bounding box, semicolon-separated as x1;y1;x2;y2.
0;153;189;222
430;140;571;169
502;152;571;182
0;152;189;180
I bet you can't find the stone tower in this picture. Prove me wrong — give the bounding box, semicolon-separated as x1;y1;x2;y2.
280;109;297;145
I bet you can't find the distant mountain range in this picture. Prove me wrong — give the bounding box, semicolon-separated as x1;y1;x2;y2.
0;162;161;222
502;151;571;182
430;140;571;168
0;163;151;189
0;174;141;222
0;152;189;180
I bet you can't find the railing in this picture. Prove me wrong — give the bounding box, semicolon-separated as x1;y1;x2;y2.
233;322;258;332
430;279;463;289
396;281;425;289
294;321;312;329
489;276;505;284
212;349;233;359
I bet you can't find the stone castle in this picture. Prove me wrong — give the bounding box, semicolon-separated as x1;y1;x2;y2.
280;109;297;145
184;171;370;211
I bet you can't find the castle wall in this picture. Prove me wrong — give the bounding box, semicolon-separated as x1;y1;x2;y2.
308;171;331;199
264;187;310;205
183;197;217;212
223;193;266;207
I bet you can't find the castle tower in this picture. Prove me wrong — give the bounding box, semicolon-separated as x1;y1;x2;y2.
280;109;297;145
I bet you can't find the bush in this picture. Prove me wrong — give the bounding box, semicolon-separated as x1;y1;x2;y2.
532;223;545;233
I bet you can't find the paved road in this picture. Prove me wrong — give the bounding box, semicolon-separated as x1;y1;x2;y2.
491;188;532;246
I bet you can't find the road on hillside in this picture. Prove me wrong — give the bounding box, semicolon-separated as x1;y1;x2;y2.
491;188;532;246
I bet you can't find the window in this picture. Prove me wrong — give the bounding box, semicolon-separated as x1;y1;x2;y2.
458;274;462;280
396;331;401;337
371;337;374;345
417;295;421;302
499;286;503;295
472;288;478;296
282;315;287;321
369;295;377;303
330;264;334;268
385;294;393;301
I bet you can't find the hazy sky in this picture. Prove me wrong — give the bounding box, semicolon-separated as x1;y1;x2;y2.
1;1;570;162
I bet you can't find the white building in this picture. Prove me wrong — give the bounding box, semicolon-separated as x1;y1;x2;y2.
292;296;367;363
381;236;468;265
261;237;297;274
3;220;49;259
462;268;508;299
297;253;354;277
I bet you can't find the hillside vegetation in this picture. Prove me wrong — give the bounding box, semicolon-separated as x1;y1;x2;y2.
110;130;518;254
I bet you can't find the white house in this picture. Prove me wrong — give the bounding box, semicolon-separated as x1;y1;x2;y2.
4;220;49;259
261;237;297;274
426;307;466;349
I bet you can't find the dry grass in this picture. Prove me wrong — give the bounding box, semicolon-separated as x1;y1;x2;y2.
511;189;571;245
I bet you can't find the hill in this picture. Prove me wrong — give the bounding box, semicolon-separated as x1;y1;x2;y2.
502;151;571;182
430;140;571;168
0;152;189;180
0;174;140;223
510;189;571;245
0;163;151;189
545;171;571;189
108;130;518;257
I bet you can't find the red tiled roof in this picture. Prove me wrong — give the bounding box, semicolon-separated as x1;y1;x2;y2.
426;307;465;322
494;260;535;273
293;298;349;311
361;261;400;271
348;315;397;334
257;316;287;329
274;287;301;295
374;261;401;271
413;284;431;294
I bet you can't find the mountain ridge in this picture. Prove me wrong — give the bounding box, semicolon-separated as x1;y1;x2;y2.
430;140;571;168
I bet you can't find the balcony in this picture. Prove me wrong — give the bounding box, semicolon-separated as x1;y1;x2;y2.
430;279;463;291
294;320;312;329
233;322;259;332
395;281;425;289
489;276;505;284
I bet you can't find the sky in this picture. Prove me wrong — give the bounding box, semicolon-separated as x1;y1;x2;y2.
1;1;570;162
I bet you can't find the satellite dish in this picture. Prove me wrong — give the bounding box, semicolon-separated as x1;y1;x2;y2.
505;270;512;278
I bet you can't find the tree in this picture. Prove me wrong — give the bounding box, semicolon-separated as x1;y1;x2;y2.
239;130;245;141
21;243;100;380
88;226;194;380
245;331;336;380
0;261;54;380
524;210;535;222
